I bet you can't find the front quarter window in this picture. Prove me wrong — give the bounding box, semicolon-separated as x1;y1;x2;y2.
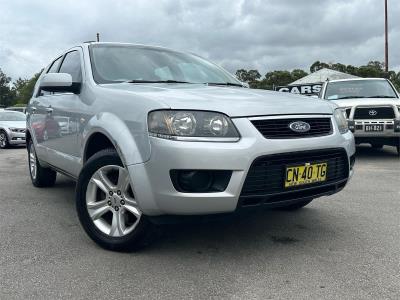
59;50;82;83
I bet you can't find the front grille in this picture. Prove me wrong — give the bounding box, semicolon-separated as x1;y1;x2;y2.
252;118;332;139
240;148;349;202
354;107;395;119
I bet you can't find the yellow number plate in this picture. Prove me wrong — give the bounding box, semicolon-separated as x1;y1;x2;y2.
285;162;327;188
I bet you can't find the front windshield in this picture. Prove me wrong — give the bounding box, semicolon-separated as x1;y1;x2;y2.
89;44;241;85
0;111;26;121
324;80;398;100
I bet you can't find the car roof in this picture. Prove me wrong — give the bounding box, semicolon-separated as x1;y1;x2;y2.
78;42;177;53
327;78;388;83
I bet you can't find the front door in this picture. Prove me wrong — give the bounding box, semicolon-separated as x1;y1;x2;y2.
44;49;83;177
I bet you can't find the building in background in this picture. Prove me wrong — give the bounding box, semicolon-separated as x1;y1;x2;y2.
276;68;360;96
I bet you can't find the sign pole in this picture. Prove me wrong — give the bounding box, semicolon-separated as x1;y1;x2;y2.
384;0;388;72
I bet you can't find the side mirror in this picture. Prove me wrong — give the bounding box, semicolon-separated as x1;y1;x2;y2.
40;73;81;94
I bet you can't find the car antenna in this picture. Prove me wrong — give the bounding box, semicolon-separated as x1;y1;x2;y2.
96;33;100;42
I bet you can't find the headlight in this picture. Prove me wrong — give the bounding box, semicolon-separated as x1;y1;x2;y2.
334;108;349;134
148;110;240;141
9;128;25;133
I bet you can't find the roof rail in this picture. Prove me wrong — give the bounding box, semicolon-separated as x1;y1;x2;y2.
83;40;96;44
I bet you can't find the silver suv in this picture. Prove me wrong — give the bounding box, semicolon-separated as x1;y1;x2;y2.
320;78;400;154
27;42;355;251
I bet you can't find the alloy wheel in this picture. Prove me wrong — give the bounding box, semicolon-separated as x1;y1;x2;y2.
86;165;141;237
29;143;37;180
0;132;7;148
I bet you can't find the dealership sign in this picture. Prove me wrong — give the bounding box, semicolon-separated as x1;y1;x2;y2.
275;83;322;95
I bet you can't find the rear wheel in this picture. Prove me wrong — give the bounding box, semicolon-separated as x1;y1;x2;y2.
0;130;9;149
28;140;57;187
76;148;153;251
279;199;313;211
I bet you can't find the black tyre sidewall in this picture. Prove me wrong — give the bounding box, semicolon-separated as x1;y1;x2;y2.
28;140;57;187
0;130;9;149
76;149;151;252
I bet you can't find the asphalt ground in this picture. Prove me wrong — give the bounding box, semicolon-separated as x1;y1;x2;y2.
0;146;399;299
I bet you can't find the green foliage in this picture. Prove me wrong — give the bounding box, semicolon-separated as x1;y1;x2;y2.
235;69;261;84
12;71;41;105
251;69;309;90
0;69;41;107
309;61;330;73
0;68;15;107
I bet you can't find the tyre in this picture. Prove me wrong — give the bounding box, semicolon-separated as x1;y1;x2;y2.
279;199;313;211
76;148;153;252
28;140;57;187
0;130;9;149
371;144;383;149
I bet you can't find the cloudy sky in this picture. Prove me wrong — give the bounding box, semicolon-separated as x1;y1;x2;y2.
1;0;399;80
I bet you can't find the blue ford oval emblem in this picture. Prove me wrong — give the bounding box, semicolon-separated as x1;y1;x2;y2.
289;121;311;133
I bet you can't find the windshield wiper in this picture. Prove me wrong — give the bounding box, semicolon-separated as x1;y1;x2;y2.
205;82;244;87
335;96;365;100
126;80;192;84
366;95;395;98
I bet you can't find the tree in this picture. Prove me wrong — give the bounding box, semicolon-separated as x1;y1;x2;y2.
356;61;385;78
330;63;347;73
12;71;41;105
235;69;261;83
310;61;330;73
291;69;308;81
0;68;15;107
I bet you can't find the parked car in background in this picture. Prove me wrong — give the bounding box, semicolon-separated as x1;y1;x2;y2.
26;42;355;251
320;78;400;154
5;106;27;114
0;111;26;148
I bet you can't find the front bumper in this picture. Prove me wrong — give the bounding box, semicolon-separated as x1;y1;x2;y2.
128;115;355;216
8;131;26;145
350;119;400;138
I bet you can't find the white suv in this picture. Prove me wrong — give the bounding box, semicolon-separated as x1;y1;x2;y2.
320;78;400;154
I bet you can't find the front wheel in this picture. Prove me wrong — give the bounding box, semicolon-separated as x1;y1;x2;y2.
76;148;153;251
0;130;9;149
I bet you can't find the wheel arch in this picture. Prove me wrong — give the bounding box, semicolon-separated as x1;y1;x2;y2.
83;132;116;162
81;113;151;166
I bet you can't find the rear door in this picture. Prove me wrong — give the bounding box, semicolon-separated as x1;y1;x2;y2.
44;49;84;176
